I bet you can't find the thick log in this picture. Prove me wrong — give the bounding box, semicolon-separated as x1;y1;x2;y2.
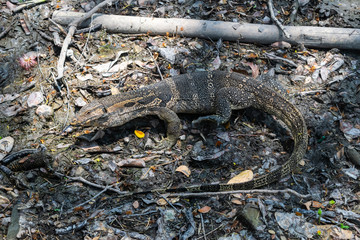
52;10;360;50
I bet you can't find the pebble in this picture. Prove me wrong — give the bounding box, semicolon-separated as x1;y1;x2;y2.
36;105;54;119
27;92;44;107
74;97;87;107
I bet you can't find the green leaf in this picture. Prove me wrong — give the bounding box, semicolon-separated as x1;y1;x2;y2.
340;223;349;229
317;208;322;216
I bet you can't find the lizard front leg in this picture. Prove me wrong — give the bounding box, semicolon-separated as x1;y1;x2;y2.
192;87;256;126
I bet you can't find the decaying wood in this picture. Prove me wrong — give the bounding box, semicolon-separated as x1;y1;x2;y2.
52;10;360;50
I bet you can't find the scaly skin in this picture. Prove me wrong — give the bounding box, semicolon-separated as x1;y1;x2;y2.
71;71;307;192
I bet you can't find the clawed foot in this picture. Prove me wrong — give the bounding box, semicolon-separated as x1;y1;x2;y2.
153;137;176;150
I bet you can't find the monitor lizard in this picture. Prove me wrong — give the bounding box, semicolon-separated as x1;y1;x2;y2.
71;71;308;193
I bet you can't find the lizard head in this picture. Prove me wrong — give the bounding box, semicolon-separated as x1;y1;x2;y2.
71;100;108;127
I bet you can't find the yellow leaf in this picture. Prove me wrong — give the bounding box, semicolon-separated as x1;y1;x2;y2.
176;165;191;177
227;170;253;184
134;130;145;138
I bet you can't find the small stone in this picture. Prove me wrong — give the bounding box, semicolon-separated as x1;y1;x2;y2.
74;97;87;107
268;229;276;235
27;92;44;107
36;105;54;119
298;159;305;166
241;204;264;231
74;166;85;176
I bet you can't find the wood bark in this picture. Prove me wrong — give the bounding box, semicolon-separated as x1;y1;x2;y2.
52;11;360;50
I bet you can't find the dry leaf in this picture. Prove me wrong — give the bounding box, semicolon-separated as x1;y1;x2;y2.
198;206;211;213
231;199;242;205
227;170;253;184
110;86;120;95
312;201;324;208
304;201;312;210
176;165;191;177
157;198;168;206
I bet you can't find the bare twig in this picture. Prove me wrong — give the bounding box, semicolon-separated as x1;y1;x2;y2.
34;28;54;43
264;52;297;67
54;172;127;194
147;48;163;81
297;90;327;96
167;188;311;199
0;20;14;39
56;0;113;80
75;23;102;34
268;0;291;38
49;18;68;36
195;223;226;240
11;0;47;14
75;182;121;208
290;0;299;25
198;205;207;240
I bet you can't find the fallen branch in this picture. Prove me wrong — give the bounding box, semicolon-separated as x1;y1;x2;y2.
52;11;360;50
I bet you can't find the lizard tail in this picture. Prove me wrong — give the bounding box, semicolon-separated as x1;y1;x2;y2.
169;84;308;192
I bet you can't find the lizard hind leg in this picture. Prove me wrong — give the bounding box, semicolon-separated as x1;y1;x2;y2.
192;87;255;127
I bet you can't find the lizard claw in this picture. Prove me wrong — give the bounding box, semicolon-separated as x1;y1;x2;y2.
152;135;178;150
153;138;174;150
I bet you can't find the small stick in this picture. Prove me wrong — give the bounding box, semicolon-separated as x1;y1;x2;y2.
147;48;164;81
290;0;299;25
198;204;207;240
56;0;113;80
268;0;291;38
264;52;297;67
75;182;121;208
297;90;327;96
0;20;14;39
11;0;47;14
75;23;102;34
